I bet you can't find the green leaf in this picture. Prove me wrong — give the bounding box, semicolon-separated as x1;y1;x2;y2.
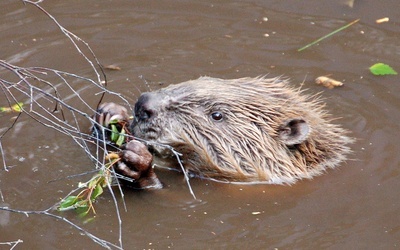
75;200;89;209
82;216;96;224
58;196;78;211
11;102;23;112
115;128;126;147
110;124;119;142
88;175;99;189
76;205;90;217
91;184;103;201
0;102;24;113
369;63;398;75
108;119;119;125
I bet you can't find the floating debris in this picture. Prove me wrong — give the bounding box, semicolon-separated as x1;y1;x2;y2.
376;17;389;24
104;64;121;71
315;76;344;89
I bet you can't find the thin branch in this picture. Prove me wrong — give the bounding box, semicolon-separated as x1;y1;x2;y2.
0;1;198;250
0;206;122;250
0;239;24;250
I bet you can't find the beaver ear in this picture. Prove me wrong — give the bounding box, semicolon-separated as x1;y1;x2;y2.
278;118;310;145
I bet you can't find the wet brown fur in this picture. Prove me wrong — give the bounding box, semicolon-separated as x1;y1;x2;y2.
131;77;352;184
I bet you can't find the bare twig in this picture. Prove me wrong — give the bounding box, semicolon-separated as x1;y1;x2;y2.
0;239;24;250
22;0;106;86
0;206;122;250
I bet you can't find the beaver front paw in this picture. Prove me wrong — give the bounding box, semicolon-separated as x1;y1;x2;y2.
116;140;162;189
91;102;130;142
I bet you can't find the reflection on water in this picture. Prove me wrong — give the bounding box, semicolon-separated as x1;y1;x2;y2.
1;0;400;249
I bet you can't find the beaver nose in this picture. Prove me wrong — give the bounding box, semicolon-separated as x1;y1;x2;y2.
134;92;157;122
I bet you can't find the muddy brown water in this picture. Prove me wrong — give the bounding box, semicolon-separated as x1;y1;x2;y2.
1;0;400;249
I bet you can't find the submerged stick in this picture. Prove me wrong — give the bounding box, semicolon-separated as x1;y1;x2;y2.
298;19;360;52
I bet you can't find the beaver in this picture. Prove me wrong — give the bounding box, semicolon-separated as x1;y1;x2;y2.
96;76;352;186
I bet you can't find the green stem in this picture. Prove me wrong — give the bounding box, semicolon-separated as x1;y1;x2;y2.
298;19;360;52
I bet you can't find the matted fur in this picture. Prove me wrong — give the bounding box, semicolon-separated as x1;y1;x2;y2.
131;77;352;184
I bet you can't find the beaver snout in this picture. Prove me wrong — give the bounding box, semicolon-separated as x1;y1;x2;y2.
134;92;158;122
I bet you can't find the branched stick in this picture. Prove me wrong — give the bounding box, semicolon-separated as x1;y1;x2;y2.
0;239;24;250
22;0;106;86
0;1;198;249
0;206;122;250
1;1;126;248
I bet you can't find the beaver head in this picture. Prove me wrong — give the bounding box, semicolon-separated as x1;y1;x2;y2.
131;77;352;184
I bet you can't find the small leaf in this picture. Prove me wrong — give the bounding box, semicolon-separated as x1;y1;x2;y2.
108;119;119;125
369;63;398;75
75;200;89;208
88;175;100;189
58;196;78;210
97;171;111;187
0;107;9;112
91;184;103;201
110;124;119;142
76;205;90;217
0;102;24;113
82;216;96;224
115;128;126;146
11;102;24;112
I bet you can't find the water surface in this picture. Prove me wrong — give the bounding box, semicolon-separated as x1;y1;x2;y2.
1;0;400;249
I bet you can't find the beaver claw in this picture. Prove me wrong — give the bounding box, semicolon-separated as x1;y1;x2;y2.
91;102;130;141
91;102;162;189
115;140;163;189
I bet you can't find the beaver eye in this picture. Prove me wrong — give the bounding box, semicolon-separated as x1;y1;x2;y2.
210;111;223;121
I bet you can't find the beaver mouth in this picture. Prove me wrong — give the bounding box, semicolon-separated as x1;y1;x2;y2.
141;128;160;140
131;122;161;141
